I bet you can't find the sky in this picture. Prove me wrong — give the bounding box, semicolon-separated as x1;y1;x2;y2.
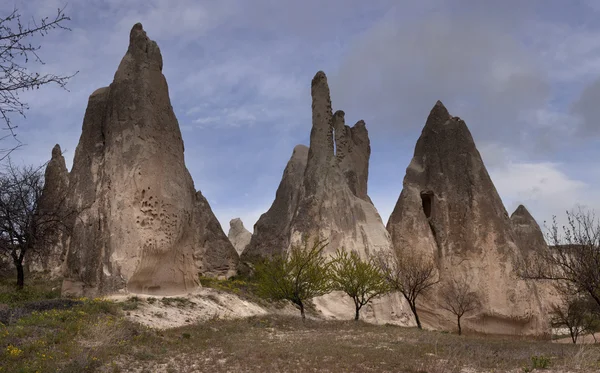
2;0;600;234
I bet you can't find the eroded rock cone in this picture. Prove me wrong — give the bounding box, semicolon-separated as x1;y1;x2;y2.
510;204;559;318
228;218;252;255
511;205;547;254
34;144;69;276
62;23;237;296
242;71;409;324
387;101;548;336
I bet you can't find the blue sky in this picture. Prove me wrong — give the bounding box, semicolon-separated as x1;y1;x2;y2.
2;0;600;232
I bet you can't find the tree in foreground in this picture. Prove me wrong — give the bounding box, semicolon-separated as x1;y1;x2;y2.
519;209;600;309
549;283;600;344
377;250;439;329
1;7;76;160
255;239;332;319
439;274;480;335
0;162;71;288
330;249;391;320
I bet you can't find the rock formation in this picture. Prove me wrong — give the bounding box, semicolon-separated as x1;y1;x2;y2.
511;205;547;254
241;144;308;261
386;101;548;336
34;144;69;276
193;192;239;279
510;204;560;318
242;71;409;324
228;218;252;255
243;71;390;260
62;23;237;297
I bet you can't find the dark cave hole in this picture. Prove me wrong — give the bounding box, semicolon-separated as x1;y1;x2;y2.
421;191;433;218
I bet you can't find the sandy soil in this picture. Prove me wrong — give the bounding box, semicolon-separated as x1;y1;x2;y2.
108;288;269;329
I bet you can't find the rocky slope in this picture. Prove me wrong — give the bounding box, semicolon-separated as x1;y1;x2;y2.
62;23;237;297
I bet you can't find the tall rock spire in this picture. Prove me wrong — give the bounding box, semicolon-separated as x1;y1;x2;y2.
242;71;407;325
62;23;237;297
387;101;548;336
35;144;69;276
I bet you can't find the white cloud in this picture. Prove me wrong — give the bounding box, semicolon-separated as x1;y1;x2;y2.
489;161;600;226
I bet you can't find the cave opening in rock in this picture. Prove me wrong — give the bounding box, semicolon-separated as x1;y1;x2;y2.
421;191;433;218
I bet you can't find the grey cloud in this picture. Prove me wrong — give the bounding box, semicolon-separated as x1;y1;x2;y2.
328;13;550;147
571;78;600;137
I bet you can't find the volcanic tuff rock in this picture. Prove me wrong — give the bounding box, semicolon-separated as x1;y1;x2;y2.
242;71;408;324
35;144;70;276
510;204;559;318
62;23;237;297
243;71;390;260
228;218;252;255
242;144;308;261
386;101;548;336
511;205;547;254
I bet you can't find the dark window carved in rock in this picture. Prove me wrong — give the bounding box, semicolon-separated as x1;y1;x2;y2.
421;191;433;218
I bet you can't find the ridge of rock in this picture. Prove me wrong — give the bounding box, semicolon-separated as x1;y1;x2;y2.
387;101;548;336
62;23;237;297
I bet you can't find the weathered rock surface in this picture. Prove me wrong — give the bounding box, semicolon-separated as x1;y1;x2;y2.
511;205;547;254
62;23;237;297
386;101;548;336
510;204;560;318
34;144;69;276
228;218;252;255
242;71;409;324
241;144;308;261
244;71;391;260
193;191;239;279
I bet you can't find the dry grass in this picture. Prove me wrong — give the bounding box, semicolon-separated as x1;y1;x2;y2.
2;276;600;372
106;315;600;373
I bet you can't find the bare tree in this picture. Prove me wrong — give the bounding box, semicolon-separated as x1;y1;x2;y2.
519;209;600;310
549;282;600;344
377;250;439;329
439;274;481;335
330;249;391;320
1;6;76;160
0;161;71;288
255;239;333;320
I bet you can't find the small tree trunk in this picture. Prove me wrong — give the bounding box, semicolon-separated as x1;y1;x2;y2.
411;304;422;329
299;301;305;321
16;260;25;289
355;305;360;321
570;328;577;344
457;316;462;336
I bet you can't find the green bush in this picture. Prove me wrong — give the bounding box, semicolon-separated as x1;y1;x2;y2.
531;355;551;369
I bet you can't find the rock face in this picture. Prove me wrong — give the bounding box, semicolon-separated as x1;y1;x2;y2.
62;23;237;297
511;205;547;254
242;71;408;324
241;144;308;261
510;205;559;318
35;144;69;276
228;218;252;255
387;101;548;336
